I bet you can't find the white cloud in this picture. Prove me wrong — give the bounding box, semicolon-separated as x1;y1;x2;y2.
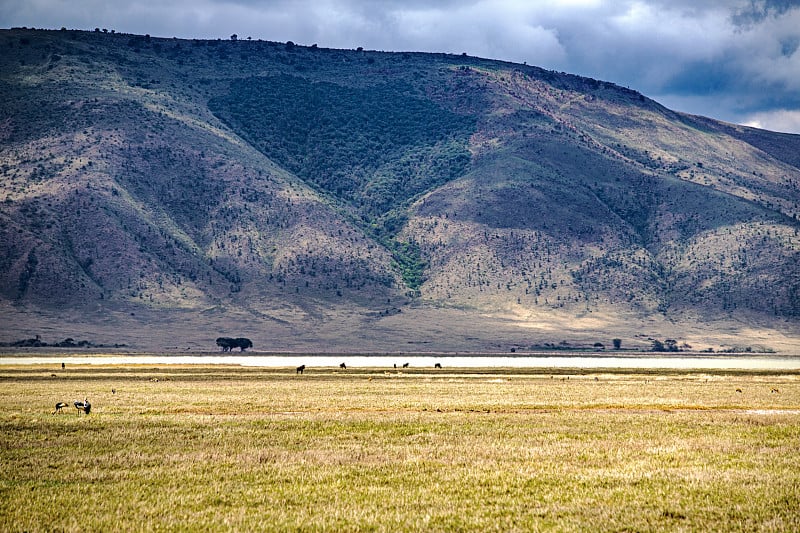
742;109;800;134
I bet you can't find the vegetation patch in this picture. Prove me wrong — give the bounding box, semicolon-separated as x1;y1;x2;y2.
209;74;475;225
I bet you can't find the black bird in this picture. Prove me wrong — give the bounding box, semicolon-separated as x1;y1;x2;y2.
74;398;91;415
53;402;68;414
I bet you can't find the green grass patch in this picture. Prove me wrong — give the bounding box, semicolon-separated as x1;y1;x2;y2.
209;74;474;219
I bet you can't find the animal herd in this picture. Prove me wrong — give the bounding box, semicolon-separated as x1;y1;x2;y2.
294;362;441;374
47;360;784;415
50;361;443;413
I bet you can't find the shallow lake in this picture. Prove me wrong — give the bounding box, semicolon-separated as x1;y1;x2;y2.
2;353;799;370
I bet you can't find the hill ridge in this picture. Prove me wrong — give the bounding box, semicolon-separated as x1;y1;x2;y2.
1;28;798;352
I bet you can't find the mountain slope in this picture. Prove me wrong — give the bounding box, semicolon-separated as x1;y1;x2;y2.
1;28;798;352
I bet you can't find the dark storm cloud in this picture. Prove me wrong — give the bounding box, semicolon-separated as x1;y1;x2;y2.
2;0;799;132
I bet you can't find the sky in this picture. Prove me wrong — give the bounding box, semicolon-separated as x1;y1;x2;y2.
3;0;800;134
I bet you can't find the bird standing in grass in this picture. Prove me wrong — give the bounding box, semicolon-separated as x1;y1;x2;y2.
53;402;68;414
74;398;91;414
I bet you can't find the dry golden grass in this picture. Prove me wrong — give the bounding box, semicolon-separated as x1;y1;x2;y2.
1;364;799;531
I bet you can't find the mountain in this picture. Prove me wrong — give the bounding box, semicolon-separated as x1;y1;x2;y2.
1;28;798;353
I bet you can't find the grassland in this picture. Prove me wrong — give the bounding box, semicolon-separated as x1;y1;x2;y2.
1;363;799;531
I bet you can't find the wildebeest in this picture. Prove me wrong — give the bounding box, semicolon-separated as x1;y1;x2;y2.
216;337;253;352
296;365;306;374
434;363;442;369
340;363;347;369
53;402;68;414
402;363;409;368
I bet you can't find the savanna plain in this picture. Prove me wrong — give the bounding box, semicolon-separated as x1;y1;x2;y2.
2;362;799;531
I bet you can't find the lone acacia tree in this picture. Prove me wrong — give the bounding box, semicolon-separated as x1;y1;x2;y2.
234;337;253;351
216;337;253;352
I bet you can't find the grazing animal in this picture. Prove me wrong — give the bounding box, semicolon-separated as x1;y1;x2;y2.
112;389;116;394
340;362;346;370
296;365;306;374
53;402;68;414
735;388;743;393
402;363;409;368
771;388;780;393
74;398;91;415
434;363;442;369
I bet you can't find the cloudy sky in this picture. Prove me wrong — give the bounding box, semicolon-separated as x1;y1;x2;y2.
3;0;800;133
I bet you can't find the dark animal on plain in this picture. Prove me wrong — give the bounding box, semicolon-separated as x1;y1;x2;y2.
296;365;306;374
340;363;346;369
233;338;253;352
402;363;409;368
112;389;116;394
61;362;65;370
53;402;68;414
771;388;780;393
74;398;91;415
434;363;442;369
735;388;743;393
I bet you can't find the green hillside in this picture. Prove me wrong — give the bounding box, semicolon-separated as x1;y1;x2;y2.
0;28;798;352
